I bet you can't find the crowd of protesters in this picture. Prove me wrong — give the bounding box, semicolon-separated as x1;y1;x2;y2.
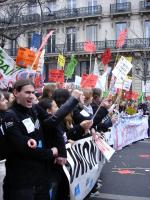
0;79;149;200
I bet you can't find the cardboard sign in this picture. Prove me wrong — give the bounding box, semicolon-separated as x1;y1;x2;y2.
112;56;133;81
57;54;65;68
115;76;132;91
80;74;98;88
16;48;39;68
48;69;64;83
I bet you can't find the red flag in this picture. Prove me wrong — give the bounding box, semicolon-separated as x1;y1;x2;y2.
80;74;98;88
116;29;127;48
124;91;138;100
131;91;139;100
84;41;96;53
124;91;132;100
101;48;111;66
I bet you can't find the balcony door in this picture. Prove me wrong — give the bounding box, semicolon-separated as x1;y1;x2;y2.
47;31;56;53
145;21;150;47
86;25;97;42
67;0;76;9
10;38;17;56
88;0;97;14
46;1;57;13
66;27;76;51
145;21;150;38
116;0;126;3
116;0;126;11
28;0;37;14
116;22;127;39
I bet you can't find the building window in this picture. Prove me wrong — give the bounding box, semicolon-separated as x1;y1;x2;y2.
66;27;76;51
67;0;76;9
145;21;150;38
10;37;17;56
9;4;19;15
80;61;90;75
88;0;97;13
86;25;97;41
46;1;57;13
28;0;37;14
116;0;126;3
116;0;126;11
116;22;127;39
47;31;56;53
28;32;35;48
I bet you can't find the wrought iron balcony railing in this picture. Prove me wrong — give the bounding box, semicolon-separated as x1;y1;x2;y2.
110;2;131;14
139;1;150;12
43;5;102;21
5;38;150;57
0;5;102;27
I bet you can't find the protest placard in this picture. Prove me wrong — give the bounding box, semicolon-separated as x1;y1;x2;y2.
48;69;64;83
57;54;65;68
16;47;39;68
112;56;133;81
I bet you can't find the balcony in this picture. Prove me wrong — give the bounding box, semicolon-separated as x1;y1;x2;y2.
42;5;102;23
110;2;131;17
0;5;102;28
139;1;150;14
5;38;150;57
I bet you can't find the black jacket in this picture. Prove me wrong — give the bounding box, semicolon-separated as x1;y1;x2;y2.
0;111;8;160
3;102;55;189
37;96;79;157
3;97;79;189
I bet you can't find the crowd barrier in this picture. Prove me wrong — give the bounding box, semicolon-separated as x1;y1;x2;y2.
63;114;149;200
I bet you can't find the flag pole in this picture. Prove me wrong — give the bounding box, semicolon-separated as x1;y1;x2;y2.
89;53;92;74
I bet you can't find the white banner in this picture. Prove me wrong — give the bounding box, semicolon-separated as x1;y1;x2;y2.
110;114;148;150
93;135;115;161
63;137;104;200
0;47;15;77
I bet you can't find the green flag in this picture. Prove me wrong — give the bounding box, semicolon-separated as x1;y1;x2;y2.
102;90;109;98
138;92;144;104
65;55;78;78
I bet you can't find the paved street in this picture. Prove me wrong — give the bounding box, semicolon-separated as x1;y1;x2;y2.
0;140;150;200
87;140;150;200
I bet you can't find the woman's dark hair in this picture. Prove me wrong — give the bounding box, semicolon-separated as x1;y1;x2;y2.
13;79;35;92
52;88;70;107
39;84;56;100
38;98;53;112
92;88;102;99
